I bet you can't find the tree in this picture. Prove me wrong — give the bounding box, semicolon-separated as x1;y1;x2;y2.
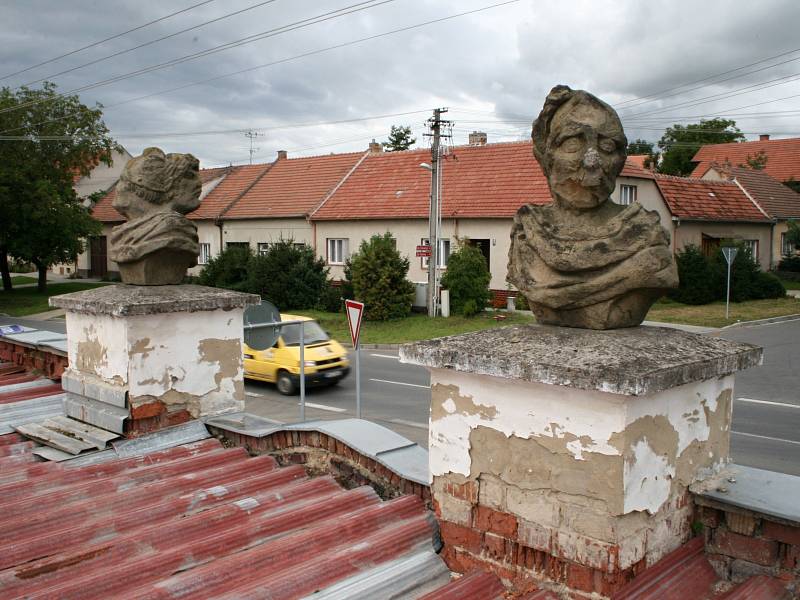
440;240;491;316
245;241;328;310
656;118;745;176
197;245;252;291
0;82;118;291
382;125;416;152
348;233;414;320
626;138;653;155
785;220;800;254
743;150;768;170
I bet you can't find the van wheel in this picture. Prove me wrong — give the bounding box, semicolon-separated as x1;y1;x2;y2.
276;371;296;396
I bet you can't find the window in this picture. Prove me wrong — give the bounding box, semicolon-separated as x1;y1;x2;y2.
619;184;637;206
257;242;272;256
198;243;211;264
327;238;348;265
421;238;450;269
226;242;249;250
782;232;796;257
742;239;759;260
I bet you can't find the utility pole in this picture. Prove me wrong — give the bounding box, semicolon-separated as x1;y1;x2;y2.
423;108;452;317
244;130;263;164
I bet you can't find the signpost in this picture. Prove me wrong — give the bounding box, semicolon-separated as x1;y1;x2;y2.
345;299;365;419
722;247;738;320
415;244;432;258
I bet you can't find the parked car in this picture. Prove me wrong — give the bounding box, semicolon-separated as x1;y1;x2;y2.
243;314;350;395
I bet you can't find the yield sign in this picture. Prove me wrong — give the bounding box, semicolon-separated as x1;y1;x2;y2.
345;299;365;349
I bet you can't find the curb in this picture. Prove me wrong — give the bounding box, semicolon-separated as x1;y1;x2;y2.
342;343;400;350
721;313;800;330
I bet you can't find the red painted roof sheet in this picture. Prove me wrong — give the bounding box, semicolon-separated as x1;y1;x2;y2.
691;137;800;182
731;166;800;219
224;152;366;219
91;166;233;223
654;174;772;222
419;569;506;599
312;142;653;220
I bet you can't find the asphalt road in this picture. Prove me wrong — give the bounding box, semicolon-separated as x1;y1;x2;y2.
4;313;798;475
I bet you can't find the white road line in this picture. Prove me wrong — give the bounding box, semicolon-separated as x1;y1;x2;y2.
731;431;800;446
736;397;800;410
370;378;429;389
370;353;399;360
390;418;429;430
245;392;263;397
300;402;347;413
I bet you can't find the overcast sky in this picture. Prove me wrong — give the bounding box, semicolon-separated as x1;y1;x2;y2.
2;0;799;167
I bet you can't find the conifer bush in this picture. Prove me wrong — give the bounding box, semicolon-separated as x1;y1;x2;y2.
197;245;252;291
246;240;328;310
440;241;491;316
348;233;414;321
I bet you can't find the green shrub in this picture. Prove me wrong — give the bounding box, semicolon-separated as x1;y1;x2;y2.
318;281;345;313
197;245;252;291
778;255;800;272
711;243;765;302
670;245;718;305
349;233;414;321
514;293;529;311
462;299;479;317
245;241;328;310
751;271;786;299
440;241;491;316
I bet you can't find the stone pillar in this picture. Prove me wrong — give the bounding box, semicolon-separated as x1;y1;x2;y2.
51;285;259;436
400;324;761;597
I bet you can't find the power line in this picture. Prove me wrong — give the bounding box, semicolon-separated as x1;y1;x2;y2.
0;0;218;82
18;0;281;89
0;0;521;136
0;0;396;116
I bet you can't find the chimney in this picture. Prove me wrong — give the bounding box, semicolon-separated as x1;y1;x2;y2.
277;150;288;160
468;131;488;146
759;134;770;141
401;325;761;597
369;139;383;154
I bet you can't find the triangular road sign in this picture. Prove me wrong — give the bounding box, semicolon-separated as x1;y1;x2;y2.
345;299;365;349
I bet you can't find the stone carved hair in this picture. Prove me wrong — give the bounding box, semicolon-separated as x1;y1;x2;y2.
116;147;200;209
531;85;627;176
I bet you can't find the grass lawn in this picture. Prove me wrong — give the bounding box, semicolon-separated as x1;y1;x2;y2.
779;278;800;290
646;296;800;329
0;282;111;316
9;276;37;285
293;309;536;345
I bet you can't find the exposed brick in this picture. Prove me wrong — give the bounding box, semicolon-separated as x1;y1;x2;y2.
726;511;758;536
700;506;722;528
446;480;478;503
130;400;166;419
566;563;594;593
714;529;779;567
474;505;518;538
763;520;800;546
518;519;553;552
782;545;799;570
483;532;509;562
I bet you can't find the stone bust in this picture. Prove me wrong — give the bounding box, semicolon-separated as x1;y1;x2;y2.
508;85;678;329
109;147;202;285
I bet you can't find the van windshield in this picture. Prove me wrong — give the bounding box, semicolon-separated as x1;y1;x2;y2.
281;321;329;346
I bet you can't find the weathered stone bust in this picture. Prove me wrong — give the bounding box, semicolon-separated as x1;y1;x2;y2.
508;85;678;329
109;147;201;285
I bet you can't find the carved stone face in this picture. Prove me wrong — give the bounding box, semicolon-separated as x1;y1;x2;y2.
544;98;626;210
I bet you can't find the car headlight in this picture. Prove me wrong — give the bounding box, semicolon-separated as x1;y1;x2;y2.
303;360;316;367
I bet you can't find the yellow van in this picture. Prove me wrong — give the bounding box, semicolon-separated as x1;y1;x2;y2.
243;314;350;395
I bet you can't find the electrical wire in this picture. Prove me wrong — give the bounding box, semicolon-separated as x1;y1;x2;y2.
0;0;218;82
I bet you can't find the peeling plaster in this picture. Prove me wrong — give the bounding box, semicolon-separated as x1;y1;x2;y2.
623;438;675;514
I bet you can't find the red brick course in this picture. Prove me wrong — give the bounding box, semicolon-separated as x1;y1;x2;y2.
474;505;518;539
0;341;67;380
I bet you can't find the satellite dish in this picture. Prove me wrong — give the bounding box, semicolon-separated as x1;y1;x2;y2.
243;301;281;350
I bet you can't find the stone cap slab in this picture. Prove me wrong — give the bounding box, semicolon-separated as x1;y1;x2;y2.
50;284;260;317
399;324;762;396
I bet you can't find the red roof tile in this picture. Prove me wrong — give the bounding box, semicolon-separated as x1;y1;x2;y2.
730;166;800;219
223;152;366;219
312;142;653;220
191;163;271;219
691;137;800;182
627;154;655;171
91;166;233;223
654;174;772;222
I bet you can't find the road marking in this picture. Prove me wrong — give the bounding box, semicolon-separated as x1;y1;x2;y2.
370;353;399;360
736;397;800;410
300;402;347;413
732;431;800;446
390;418;428;430
370;378;429;389
245;392;263;397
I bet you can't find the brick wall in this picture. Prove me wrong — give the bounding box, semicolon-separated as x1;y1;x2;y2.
207;426;430;505
0;340;67;380
696;497;800;587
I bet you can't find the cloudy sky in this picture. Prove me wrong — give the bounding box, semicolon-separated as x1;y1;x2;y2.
2;0;799;167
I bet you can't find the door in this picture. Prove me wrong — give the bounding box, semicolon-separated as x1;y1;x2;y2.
89;236;108;278
468;239;491;271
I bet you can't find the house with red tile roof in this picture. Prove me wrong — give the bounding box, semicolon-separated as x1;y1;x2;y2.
700;164;800;266
310;140;670;296
654;174;774;270
690;135;800;185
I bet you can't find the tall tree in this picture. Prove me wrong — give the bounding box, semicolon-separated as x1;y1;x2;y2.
382;125;416;152
656;118;744;176
626;138;654;155
0;83;117;291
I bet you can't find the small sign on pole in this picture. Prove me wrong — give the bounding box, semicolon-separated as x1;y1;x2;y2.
345;300;365;419
722;247;738;320
415;244;432;257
